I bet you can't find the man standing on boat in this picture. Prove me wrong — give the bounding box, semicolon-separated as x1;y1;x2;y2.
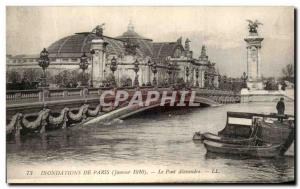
276;97;285;122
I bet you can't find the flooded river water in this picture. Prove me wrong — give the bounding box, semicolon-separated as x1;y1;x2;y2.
7;102;294;183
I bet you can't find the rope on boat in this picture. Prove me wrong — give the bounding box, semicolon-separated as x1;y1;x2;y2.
248;118;263;146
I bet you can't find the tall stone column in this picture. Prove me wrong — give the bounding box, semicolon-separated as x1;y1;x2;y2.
90;39;107;87
147;64;151;85
257;47;262;80
244;28;264;90
201;70;205;88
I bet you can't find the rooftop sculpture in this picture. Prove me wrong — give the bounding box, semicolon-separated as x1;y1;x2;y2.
246;19;263;34
92;23;105;38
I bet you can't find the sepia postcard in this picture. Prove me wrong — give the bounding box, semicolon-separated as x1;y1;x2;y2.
6;6;295;184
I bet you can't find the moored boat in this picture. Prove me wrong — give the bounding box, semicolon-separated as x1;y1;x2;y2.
203;140;282;158
199;111;294;158
46;107;69;131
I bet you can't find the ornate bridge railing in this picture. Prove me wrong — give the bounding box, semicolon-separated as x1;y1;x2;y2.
6;85;241;106
194;88;240;103
7;89;41;101
6;86;168;103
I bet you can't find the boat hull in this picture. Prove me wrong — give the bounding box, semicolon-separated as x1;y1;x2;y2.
258;120;294;155
195;132;256;145
203;140;282;158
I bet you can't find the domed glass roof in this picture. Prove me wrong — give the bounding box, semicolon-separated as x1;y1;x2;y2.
47;32;125;58
46;23;184;62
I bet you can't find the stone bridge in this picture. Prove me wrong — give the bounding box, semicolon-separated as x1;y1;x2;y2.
6;87;240;138
6;87;239;117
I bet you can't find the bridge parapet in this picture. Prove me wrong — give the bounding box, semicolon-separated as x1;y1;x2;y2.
194;88;240;103
6;86;175;104
6;87;240;105
195;89;239;96
7;89;42;102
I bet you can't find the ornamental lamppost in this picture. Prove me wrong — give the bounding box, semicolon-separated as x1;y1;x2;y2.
217;74;221;89
222;75;228;90
133;59;140;87
195;68;199;87
167;62;172;85
89;49;95;87
146;60;152;86
185;66;190;85
79;53;89;86
38;48;50;87
151;61;158;86
241;72;248;88
110;56;118;87
229;78;233;91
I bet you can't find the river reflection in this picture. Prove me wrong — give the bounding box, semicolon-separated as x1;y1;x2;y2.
7;102;294;183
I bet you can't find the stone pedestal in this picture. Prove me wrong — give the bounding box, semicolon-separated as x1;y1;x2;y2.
90;39;108;87
38;87;49;102
247;80;264;90
240;88;293;103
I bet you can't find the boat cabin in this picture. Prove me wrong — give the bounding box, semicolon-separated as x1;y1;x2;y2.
218;111;294;139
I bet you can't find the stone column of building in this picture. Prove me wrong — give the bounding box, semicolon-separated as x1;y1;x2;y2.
199;45;208;88
90;39;107;87
198;69;202;88
177;62;185;81
140;66;146;85
257;48;262;80
214;75;219;88
200;70;205;88
193;68;196;87
146;64;151;85
116;66;121;85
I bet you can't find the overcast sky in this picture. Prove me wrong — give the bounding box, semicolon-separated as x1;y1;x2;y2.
6;6;294;77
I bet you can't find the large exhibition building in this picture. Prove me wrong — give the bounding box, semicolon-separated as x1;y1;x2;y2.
6;22;219;88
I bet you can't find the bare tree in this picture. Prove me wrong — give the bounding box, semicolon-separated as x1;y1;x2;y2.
282;64;294;83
